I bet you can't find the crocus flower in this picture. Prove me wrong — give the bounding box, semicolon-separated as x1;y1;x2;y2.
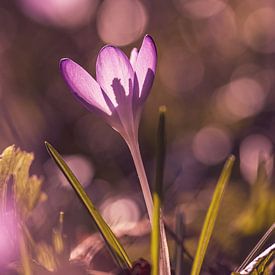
60;35;171;275
60;34;157;145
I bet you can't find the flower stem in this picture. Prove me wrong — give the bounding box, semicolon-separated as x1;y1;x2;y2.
127;139;171;275
127;139;153;222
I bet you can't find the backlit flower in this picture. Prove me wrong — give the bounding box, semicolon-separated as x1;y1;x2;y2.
60;35;157;143
60;35;170;274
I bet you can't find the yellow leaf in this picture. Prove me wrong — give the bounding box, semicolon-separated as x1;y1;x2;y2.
0;145;43;218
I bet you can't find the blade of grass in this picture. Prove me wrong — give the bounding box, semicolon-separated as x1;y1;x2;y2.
151;192;161;275
236;222;275;273
191;155;235;275
151;106;168;275
45;142;132;270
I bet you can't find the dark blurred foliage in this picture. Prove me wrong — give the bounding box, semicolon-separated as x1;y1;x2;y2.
0;0;274;274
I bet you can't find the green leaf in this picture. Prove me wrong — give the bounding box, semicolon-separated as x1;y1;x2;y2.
155;106;166;202
45;142;132;270
191;155;235;275
151;106;167;275
151;193;161;275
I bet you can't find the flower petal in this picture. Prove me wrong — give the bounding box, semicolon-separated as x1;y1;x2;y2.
130;48;138;70
60;58;112;115
96;46;134;107
134;35;157;99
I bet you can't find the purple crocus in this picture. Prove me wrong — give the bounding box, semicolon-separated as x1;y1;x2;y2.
60;35;157;145
60;35;171;275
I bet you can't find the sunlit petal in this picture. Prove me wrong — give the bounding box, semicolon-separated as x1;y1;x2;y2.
96;46;134;107
130;47;138;70
60;58;112;115
134;35;157;100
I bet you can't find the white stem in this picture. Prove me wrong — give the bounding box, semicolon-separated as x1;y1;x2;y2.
128;139;153;222
127;139;171;275
159;212;171;275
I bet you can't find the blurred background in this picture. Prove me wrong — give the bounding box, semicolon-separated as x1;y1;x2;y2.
0;0;274;274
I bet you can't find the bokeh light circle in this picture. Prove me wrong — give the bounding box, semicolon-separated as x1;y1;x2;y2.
226;78;265;118
215;77;266;122
192;126;232;165
97;0;148;46
100;197;140;232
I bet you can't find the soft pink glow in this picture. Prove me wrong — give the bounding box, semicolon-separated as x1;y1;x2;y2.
0;213;18;266
226;78;265;118
215;77;266;122
97;0;148;46
18;0;98;28
231;64;275;95
240;134;273;183
192;126;232;165
100;197;140;233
